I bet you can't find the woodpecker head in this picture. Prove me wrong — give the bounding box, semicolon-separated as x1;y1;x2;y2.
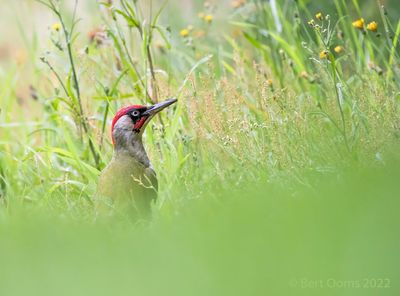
111;98;177;148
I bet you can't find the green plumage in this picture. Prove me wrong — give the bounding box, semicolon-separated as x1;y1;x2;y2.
96;153;157;219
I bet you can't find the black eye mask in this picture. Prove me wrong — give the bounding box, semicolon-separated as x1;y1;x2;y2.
127;108;146;123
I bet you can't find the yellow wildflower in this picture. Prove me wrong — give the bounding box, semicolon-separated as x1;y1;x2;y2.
367;21;378;32
266;79;273;86
308;19;315;26
319;50;329;59
204;14;213;23
52;23;62;31
316;12;323;20
352;18;364;29
334;46;343;54
180;28;190;38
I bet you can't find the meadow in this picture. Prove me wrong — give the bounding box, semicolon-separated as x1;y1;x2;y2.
0;0;399;295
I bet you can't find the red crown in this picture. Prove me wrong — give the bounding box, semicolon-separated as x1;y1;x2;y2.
111;105;144;144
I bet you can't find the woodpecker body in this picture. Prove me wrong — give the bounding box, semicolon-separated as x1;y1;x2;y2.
96;99;177;218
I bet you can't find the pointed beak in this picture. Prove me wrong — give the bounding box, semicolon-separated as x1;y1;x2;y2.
143;98;177;116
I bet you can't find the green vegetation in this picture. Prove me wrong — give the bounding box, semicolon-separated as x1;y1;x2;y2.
0;0;399;295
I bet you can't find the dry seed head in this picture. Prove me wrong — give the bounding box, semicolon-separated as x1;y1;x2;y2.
300;71;309;78
382;5;388;15
194;30;206;38
88;27;108;46
14;50;27;66
231;0;246;9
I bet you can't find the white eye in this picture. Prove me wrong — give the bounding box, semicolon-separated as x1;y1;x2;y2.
131;110;140;117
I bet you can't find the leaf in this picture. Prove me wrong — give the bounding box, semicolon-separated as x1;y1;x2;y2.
222;61;238;77
151;0;168;27
113;9;138;28
229;21;258;29
268;31;306;71
243;32;268;51
154;26;171;50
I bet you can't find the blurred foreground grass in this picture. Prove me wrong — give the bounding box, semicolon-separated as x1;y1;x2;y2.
1;154;399;295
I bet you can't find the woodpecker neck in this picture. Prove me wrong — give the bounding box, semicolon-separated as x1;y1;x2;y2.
114;136;151;168
112;117;151;168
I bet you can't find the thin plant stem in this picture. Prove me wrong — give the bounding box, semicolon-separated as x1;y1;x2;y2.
38;0;100;168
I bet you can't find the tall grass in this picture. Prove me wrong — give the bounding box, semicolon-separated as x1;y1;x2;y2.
0;0;398;213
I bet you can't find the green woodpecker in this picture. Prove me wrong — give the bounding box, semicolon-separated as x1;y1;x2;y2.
96;98;177;218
